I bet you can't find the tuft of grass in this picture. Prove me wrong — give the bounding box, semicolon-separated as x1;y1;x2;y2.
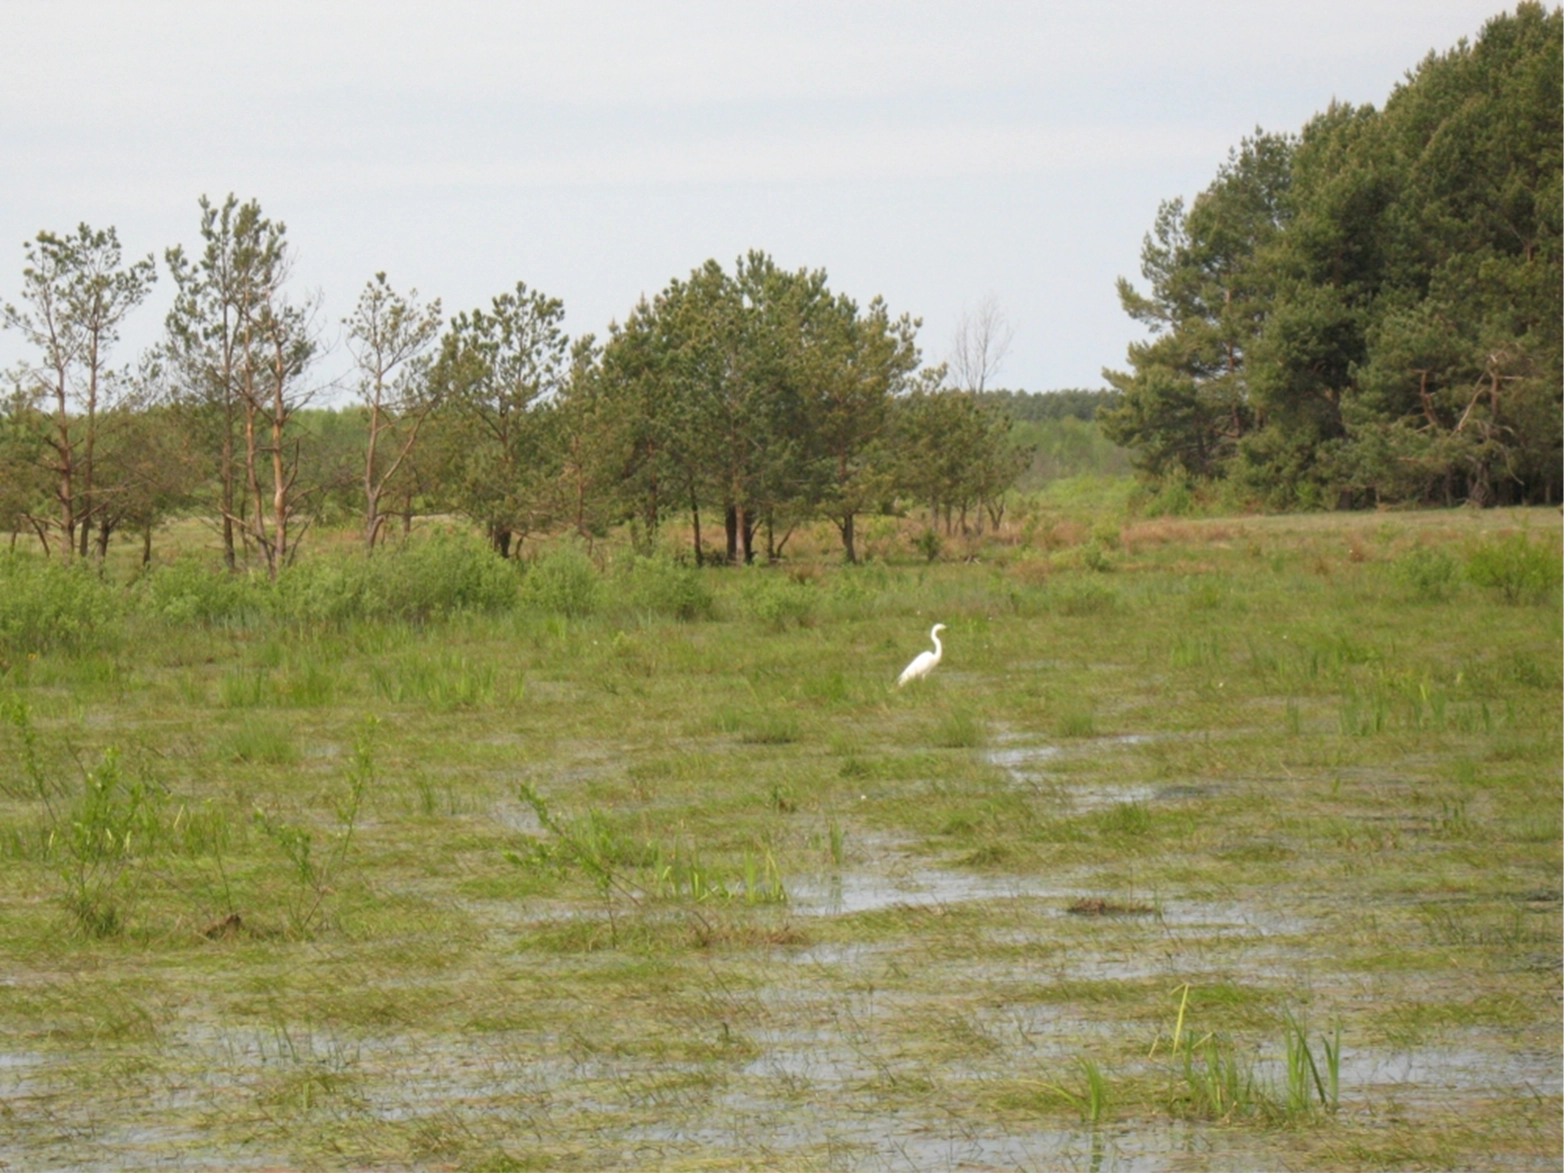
1053;707;1097;738
1284;1012;1341;1117
1051;580;1119;615
1097;801;1152;838
932;708;984;748
219;717;301;765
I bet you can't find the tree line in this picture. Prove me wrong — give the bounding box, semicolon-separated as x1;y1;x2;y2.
1102;3;1562;508
1;210;1033;572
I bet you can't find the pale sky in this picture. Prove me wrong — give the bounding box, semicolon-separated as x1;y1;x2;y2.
0;1;1527;396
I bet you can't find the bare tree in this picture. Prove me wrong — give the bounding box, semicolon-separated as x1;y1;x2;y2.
165;197;272;571
947;292;1015;395
3;225;156;562
345;273;443;551
167;197;318;578
242;277;319;578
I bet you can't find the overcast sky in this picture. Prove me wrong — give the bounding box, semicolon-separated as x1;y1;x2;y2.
0;1;1525;396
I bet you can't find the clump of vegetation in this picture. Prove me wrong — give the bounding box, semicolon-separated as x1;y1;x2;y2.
1466;532;1561;603
270;534;520;626
139;535;519;630
520;545;601;617
137;558;267;627
0;554;121;655
614;553;715;620
1391;545;1461;601
358;532;520;620
739;573;816;629
253;717;376;937
932;708;983;748
1138;478;1196;518
1050;579;1119;615
55;748;163;938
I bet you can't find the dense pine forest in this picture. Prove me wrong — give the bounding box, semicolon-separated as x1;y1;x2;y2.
1103;3;1562;509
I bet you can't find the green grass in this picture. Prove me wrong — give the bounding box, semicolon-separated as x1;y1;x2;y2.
0;504;1559;1170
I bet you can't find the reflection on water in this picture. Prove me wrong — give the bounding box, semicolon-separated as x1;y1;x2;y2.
790;867;1055;916
985;735;1180;812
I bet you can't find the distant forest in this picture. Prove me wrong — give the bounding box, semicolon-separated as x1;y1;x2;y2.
1103;3;1562;509
0;5;1556;578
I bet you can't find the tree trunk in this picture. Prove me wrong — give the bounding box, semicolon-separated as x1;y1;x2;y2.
839;512;858;564
690;485;703;566
221;394;237;571
270;349;289;576
491;522;513;559
739;503;755;565
53;368;76;565
29;516;52;558
243;397;268;573
363;395;383;553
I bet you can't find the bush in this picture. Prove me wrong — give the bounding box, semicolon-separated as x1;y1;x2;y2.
1138;478;1195;518
0;554;120;655
914;530;943;563
739;573;816;629
137;559;265;627
238;534;521;628
268;558;365;627
615;554;714;621
1466;533;1560;604
522;545;601;617
366;532;519;621
1390;546;1459;602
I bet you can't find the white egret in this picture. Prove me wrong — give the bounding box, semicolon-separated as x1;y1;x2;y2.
895;623;947;687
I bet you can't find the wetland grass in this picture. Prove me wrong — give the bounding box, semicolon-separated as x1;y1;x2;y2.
0;506;1559;1169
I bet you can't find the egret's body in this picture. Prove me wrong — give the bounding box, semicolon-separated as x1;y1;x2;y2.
896;623;946;687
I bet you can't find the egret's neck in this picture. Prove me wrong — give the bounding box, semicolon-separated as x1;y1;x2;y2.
931;629;943;657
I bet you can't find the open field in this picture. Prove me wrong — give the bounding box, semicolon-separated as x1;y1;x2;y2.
1;502;1560;1170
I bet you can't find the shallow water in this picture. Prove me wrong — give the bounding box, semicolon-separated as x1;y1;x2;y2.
789;866;1056;916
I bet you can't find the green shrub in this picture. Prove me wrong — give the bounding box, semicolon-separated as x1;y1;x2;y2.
522;545;601;617
367;532;518;621
243;534;519;628
58;747;164;937
137;559;265;627
0;554;120;655
739;573;816;629
269;558;365;626
616;554;714;620
1391;546;1459;602
1142;479;1195;518
914;530;943;563
1466;533;1560;604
